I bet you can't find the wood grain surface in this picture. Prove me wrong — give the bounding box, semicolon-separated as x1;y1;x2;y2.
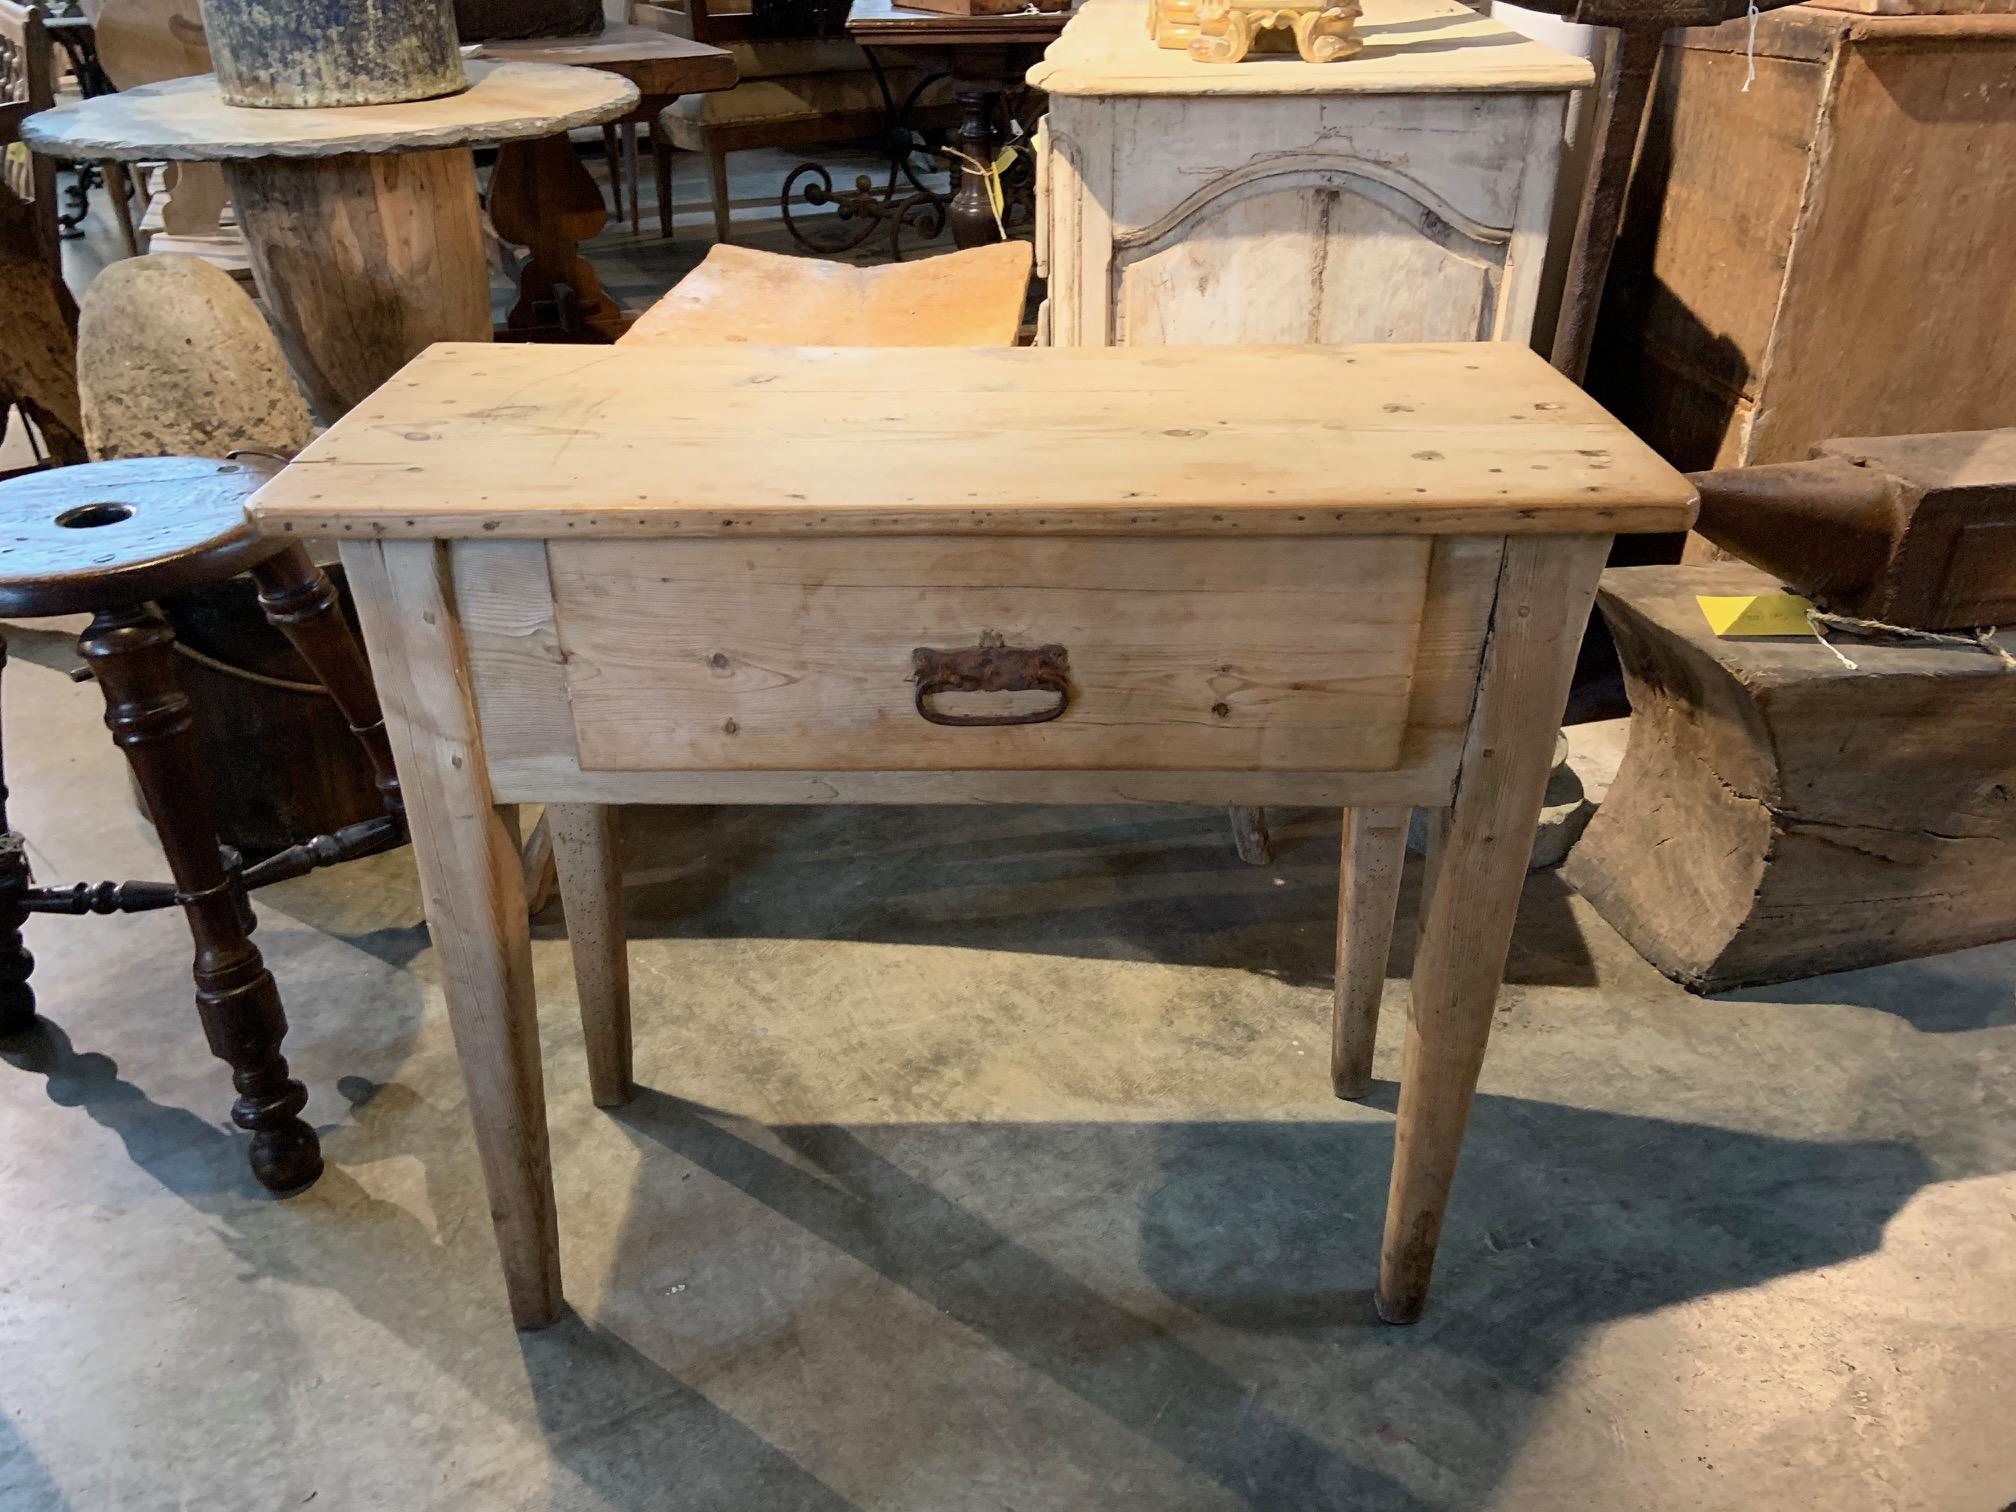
1028;0;1593;96
547;535;1431;772
249;342;1697;538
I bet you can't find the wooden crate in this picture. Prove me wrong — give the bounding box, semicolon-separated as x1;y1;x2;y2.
1588;5;2016;473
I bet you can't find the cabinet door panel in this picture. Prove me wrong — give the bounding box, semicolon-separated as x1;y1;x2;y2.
1116;174;1502;346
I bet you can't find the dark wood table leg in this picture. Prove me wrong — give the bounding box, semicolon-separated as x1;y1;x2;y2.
947;53;1007;250
251;544;403;818
0;636;35;1036
79;607;322;1194
490;134;628;343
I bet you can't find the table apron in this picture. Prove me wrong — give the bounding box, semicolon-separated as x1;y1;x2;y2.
435;532;1508;803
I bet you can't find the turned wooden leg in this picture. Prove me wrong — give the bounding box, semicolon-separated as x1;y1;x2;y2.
601;123;624;220
548;803;632;1108
624;122;642;237
103;161;140;258
1377;536;1607;1324
79;607;321;1193
653;121;675;241
0;637;35;1036
342;539;562;1329
946;70;1005;250
1332;805;1409;1100
705;143;732;245
1228;805;1273;865
250;543;402;817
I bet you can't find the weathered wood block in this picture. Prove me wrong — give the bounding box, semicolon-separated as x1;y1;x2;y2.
1562;563;2016;991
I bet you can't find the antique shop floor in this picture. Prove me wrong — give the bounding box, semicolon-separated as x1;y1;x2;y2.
3;601;2013;1511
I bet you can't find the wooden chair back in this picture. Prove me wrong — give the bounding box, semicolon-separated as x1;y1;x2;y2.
0;0;56;264
92;0;211;89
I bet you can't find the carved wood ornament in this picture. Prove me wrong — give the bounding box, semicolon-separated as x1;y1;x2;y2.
1187;0;1362;63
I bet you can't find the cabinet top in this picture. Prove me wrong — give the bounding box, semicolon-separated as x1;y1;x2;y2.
1028;0;1593;97
248;342;1695;540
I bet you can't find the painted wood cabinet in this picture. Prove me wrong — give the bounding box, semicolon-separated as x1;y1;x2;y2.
1029;0;1592;349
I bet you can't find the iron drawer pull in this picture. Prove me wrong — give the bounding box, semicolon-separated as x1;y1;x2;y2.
912;641;1072;727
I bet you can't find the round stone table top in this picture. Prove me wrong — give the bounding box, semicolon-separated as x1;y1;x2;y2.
22;59;638;162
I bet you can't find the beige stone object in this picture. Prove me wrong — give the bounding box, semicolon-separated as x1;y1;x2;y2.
1189;0;1363;63
77;253;314;459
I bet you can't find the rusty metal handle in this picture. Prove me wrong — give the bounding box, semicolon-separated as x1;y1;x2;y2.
912;642;1071;727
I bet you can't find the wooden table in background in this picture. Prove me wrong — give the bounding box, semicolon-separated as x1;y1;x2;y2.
22;60;637;417
847;0;1074;247
248;340;1696;1331
476;26;736;340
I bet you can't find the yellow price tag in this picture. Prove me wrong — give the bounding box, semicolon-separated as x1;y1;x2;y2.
1697;592;1816;637
4;142;28;168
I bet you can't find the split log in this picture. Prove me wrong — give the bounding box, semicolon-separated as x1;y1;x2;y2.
1562;563;2016;991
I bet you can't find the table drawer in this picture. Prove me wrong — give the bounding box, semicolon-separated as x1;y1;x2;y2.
545;536;1432;772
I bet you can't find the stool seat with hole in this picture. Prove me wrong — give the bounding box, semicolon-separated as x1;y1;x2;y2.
0;457;405;1194
0;457;291;617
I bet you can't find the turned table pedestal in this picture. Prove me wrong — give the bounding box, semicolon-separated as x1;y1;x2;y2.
22;60;639;417
247;341;1695;1329
472;26;738;339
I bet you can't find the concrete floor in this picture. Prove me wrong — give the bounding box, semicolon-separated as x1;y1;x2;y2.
2;609;2013;1512
6;141;2014;1512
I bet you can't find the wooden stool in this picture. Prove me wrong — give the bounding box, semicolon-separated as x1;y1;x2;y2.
618;242;1034;349
0;457;403;1193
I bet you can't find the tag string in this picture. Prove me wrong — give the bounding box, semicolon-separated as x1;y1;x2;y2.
1804;608;2016;674
941;146;1015;240
1743;0;1759;91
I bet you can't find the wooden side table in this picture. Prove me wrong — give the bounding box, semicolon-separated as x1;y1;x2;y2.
472;26;737;339
248;341;1696;1330
21;60;638;416
848;0;1075;248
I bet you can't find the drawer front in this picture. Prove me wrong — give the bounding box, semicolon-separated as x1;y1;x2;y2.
546;536;1432;773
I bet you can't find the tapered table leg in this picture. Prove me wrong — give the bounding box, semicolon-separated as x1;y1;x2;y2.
1332;805;1409;1100
342;539;562;1329
548;803;631;1108
1228;804;1273;865
1377;536;1607;1324
79;607;321;1193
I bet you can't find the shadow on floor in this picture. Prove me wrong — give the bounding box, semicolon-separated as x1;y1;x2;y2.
0;1009;1952;1509
0;1410;71;1512
1714;947;2016;1035
583;1086;1939;1510
585;803;1600;994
